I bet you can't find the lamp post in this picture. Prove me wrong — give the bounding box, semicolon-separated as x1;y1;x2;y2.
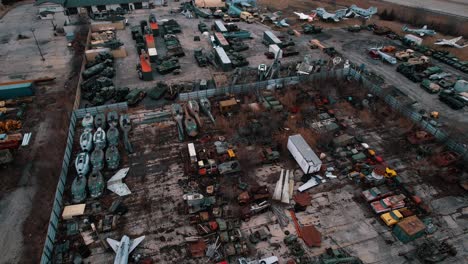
31;28;45;61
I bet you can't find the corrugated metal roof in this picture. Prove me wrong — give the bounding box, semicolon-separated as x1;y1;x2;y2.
214;20;227;32
215;46;231;65
289;134;321;165
264;31;281;44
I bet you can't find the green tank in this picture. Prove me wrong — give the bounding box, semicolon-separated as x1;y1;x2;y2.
94;113;106;129
71;176;87;203
82;63;106;79
88;170;104;198
119;114;131;133
107;126;119;146
90;148;104;171
106;145;120;170
107;111;119;127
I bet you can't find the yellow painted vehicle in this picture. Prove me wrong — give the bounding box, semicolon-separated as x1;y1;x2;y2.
385;167;397;178
381;210;403;226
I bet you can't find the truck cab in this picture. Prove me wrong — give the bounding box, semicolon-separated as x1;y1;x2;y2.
380;210;404;226
240;12;254;23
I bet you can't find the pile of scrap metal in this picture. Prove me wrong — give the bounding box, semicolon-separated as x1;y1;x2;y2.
164;34;185;57
415;239;457;263
81;52;127;106
90;30;123;50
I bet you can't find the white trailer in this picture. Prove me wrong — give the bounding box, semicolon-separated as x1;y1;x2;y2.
287;134;322;174
269;44;283;59
188;143;197;164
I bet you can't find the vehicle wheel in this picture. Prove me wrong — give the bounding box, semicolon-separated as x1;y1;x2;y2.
260;261;266;264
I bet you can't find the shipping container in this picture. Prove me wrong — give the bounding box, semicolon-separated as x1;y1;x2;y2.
0;82;35;100
263;31;282;46
214;32;230;48
188;143;197;163
268;44;282;59
214;47;232;72
145;34;155;49
287;134;322;174
214;20;227;33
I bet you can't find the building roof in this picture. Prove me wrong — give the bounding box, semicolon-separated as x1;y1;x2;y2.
396;215;426;236
36;0;147;8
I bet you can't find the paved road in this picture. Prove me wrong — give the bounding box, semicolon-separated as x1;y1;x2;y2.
381;0;468;18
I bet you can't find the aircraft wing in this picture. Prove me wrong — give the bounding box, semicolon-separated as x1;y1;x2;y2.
129;236;145;253
298;178;318;192
335;9;348;19
107;168;131;196
106;238;120;253
294;12;307;20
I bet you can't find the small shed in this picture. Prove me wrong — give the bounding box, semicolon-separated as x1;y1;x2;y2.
393;215;426;243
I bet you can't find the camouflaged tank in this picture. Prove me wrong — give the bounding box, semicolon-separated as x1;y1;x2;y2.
106;145;120;170
88;170;104;198
107;126;119;146
90;148;104;171
71;176;87;203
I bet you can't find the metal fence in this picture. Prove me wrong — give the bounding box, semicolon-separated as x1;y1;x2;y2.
179;69;346;101
40;102;128;264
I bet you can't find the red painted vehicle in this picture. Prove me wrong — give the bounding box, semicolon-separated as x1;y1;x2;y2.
371;194;406;214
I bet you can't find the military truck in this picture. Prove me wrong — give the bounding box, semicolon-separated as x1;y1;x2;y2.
421;79;441;94
439;90;465;110
194;48;208;67
198;22;209;33
156;58;181;74
126;89;146;106
303;24;323;34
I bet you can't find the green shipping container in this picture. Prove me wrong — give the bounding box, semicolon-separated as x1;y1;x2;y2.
0;82;35;100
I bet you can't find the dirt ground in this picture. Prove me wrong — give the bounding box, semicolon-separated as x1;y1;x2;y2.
55;77;468;264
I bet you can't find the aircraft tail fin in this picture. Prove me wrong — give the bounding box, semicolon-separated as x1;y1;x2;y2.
129;236;145;253
422;25;427;29
106;238;120;253
402;25;408;31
